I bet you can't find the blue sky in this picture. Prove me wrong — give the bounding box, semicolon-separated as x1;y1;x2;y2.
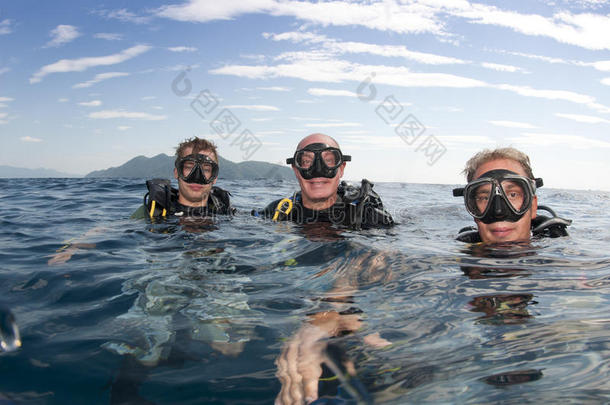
1;0;610;190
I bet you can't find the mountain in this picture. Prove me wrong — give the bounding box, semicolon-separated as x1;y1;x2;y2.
85;153;294;180
0;165;78;178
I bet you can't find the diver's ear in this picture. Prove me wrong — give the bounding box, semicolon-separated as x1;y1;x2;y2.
530;195;538;219
174;167;178;180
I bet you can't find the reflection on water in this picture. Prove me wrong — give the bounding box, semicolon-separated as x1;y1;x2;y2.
0;178;609;404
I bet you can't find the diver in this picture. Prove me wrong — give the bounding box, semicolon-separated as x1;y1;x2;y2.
48;137;235;265
252;133;394;230
131;137;235;219
453;147;571;244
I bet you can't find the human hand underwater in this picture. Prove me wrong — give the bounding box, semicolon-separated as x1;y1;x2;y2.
47;227;105;265
274;312;390;405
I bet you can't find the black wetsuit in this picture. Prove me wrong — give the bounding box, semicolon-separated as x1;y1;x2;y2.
132;178;235;219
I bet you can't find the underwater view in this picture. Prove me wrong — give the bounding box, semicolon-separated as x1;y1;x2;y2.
1;177;610;404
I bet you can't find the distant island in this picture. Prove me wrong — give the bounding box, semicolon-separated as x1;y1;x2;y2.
85;153;294;180
1;154;294;180
0;165;78;178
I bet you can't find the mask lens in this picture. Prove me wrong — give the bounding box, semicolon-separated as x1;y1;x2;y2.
181;160;196;177
321;150;340;168
295;151;315;169
467;182;492;217
500;179;528;212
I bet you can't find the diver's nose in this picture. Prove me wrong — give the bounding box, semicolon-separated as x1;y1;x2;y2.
493;195;508;219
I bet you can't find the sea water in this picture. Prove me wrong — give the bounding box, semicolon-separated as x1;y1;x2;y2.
0;177;609;404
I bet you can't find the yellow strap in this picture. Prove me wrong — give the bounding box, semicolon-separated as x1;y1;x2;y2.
149;200;156;219
272;198;293;222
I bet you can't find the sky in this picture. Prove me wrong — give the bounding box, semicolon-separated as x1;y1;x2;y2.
1;0;610;190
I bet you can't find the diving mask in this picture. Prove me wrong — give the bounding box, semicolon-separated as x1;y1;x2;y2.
453;169;543;224
175;153;219;185
286;143;351;179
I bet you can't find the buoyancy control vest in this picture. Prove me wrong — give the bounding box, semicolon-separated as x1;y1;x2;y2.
144;178;235;218
253;179;394;230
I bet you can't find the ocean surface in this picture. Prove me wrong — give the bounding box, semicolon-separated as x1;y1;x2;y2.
1;177;609;404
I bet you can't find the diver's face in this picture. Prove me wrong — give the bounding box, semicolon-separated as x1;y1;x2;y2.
473;159;537;244
293;138;345;208
174;146;217;207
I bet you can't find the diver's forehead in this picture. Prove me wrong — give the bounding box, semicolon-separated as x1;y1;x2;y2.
297;135;339;150
474;159;527;179
181;146;216;161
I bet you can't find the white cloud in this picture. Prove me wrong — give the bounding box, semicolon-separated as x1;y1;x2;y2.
156;0;444;35
501;50;571;65
30;45;151;83
264;31;327;44
94;33;124;41
0;97;14;103
45;25;80;47
308;88;358;97
481;62;527;73
212;52;610;113
88;110;167;120
328;40;466;65
0;67;9;75
588;60;610;72
168;46;197;52
257;86;292;91
117;126;131;131
224;104;280;111
20;136;42;143
488;120;538;129
267;31;466;65
555;113;610;124
97;8;152;24
0;19;12;35
157;1;610;50
0;112;7;119
305;122;362;128
436;135;495;145
602;77;610;86
78;100;102;107
58;98;69;103
210;58;486;88
448;3;610;50
512;133;610;148
73;72;130;88
495;84;610;113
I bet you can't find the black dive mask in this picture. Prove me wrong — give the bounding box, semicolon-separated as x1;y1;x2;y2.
286;143;351;180
453;169;543;224
175;153;219;185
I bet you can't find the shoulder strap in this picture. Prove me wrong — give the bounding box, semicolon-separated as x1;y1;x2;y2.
340;179;393;229
144;178;177;218
209;186;235;215
456;226;482;243
531;205;572;238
